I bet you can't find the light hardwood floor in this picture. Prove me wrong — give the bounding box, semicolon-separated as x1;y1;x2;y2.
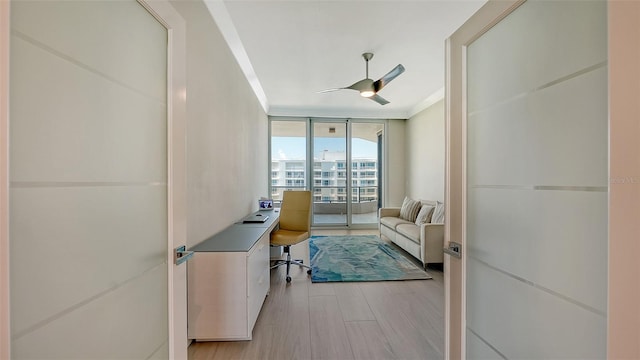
188;229;445;360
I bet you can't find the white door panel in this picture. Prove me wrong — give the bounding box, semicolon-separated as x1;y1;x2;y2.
8;1;177;358
446;0;610;358
10;0;167;101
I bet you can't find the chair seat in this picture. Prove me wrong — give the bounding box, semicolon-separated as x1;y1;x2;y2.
270;229;310;246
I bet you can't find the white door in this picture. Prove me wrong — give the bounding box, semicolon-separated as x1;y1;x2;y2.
5;0;187;358
444;0;620;358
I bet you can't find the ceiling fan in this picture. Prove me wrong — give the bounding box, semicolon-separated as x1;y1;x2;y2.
318;52;405;105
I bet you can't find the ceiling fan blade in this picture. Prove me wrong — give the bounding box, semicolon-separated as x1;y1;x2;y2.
369;94;389;105
318;78;372;93
317;87;346;93
373;64;405;92
346;78;375;92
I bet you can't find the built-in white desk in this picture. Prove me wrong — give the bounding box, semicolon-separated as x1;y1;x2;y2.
187;210;279;341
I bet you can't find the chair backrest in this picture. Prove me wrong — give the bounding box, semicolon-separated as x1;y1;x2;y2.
279;191;312;232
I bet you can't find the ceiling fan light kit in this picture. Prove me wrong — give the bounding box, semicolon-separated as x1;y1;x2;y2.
360;90;375;98
318;52;405;105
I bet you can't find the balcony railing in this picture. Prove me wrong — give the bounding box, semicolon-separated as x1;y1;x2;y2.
271;185;379;215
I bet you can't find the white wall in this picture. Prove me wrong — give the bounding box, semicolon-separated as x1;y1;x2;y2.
170;0;268;247
406;99;445;202
385;120;406;207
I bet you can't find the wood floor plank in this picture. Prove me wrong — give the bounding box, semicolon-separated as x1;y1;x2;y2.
238;324;274;360
344;320;396;360
395;292;445;357
188;341;218;360
308;282;335;297
360;284;443;360
384;279;426;295
266;294;312;360
333;282;376;321
261;268;312;359
406;278;445;317
206;341;246;360
309;295;355;360
258;264;310;326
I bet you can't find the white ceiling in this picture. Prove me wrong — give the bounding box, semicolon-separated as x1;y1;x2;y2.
205;0;486;119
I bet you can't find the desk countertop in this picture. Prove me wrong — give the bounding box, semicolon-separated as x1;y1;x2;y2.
190;210;279;252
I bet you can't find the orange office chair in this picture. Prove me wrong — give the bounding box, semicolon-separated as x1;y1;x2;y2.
270;190;312;283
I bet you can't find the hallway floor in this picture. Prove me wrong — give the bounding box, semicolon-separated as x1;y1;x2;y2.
188;229;445;360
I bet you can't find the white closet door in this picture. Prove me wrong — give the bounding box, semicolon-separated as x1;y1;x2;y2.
465;0;608;358
9;1;169;358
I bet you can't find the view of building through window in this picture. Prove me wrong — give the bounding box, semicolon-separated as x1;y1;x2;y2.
270;120;383;225
270;120;307;201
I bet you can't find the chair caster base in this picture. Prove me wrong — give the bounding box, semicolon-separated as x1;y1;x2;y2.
307;269;312;275
286;276;292;283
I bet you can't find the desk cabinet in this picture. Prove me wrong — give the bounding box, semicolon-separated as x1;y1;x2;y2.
187;232;270;341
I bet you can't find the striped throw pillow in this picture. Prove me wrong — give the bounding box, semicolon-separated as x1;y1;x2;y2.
399;197;421;222
431;201;445;224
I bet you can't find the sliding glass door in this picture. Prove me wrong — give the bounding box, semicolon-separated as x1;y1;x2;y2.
270;118;384;228
350;122;384;225
312;121;348;226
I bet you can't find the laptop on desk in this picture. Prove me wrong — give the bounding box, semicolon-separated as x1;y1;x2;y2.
258;199;274;210
242;213;269;223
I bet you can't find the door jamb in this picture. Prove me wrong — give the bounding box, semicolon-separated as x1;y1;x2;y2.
136;1;187;358
607;1;640;357
0;1;11;358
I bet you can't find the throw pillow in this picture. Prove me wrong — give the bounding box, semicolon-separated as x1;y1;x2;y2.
399;196;422;222
431;201;445;224
415;205;435;225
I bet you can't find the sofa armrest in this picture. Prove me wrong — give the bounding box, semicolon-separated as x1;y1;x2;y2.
379;207;401;219
420;223;445;264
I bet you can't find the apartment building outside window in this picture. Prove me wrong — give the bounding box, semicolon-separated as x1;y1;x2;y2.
270;118;384;227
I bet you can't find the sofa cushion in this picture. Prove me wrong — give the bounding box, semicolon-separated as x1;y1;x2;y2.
431;201;445;224
380;216;413;230
396;224;420;244
415;205;435;225
399;196;422;222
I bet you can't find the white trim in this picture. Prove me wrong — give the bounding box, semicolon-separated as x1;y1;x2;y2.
137;1;187;359
443;38;451;360
0;1;10;358
607;1;640;357
460;42;468;360
268;105;409;120
203;0;269;113
270;92;447;119
408;87;445;118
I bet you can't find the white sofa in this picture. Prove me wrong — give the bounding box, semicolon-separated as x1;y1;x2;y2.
379;200;444;268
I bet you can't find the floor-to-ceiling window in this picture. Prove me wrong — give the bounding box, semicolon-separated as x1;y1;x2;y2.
270;120;308;201
351;122;384;226
312;120;348;226
269;117;385;228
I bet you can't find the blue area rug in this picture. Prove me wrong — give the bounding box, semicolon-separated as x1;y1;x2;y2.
309;235;432;282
